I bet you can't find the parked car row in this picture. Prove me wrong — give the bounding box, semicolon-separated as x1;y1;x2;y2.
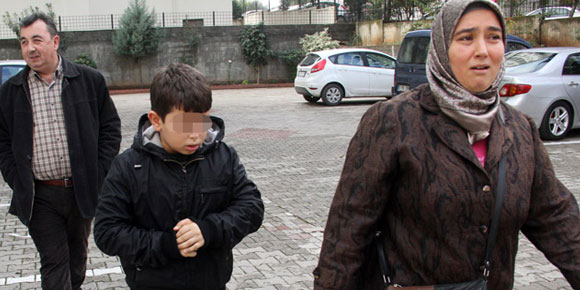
294;30;580;140
392;29;533;96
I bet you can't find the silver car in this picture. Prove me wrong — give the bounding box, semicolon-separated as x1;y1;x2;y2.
500;47;580;140
0;60;26;85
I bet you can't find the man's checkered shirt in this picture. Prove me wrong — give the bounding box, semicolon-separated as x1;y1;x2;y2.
28;58;72;180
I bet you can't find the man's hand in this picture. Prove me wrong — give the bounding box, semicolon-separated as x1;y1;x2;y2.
173;218;205;258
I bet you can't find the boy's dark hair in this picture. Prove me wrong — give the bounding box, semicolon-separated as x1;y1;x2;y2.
20;13;58;37
150;63;212;120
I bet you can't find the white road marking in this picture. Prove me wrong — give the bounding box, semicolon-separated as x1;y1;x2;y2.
544;140;580;146
0;267;123;285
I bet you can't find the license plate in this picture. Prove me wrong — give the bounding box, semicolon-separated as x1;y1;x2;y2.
298;71;306;77
398;85;409;92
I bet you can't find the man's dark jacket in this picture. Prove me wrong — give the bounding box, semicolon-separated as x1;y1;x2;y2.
0;58;121;226
94;114;264;290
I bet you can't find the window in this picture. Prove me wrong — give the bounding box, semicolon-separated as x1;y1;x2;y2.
398;36;430;64
330;52;364;66
505;51;556;73
366;53;395;69
563;53;580;75
507;42;528;52
1;65;25;84
300;54;321;66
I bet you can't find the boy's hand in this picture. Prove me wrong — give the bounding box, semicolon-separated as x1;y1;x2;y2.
173;218;205;258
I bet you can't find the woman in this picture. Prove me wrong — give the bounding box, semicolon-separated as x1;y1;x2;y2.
313;0;580;289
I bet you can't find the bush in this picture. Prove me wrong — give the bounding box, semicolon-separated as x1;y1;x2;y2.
299;28;340;53
73;54;97;69
277;49;306;80
240;23;270;84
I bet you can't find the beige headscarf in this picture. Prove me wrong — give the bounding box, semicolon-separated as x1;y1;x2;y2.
426;0;506;144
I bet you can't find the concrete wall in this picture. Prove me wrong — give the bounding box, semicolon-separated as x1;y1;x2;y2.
0;24;355;89
359;16;580;50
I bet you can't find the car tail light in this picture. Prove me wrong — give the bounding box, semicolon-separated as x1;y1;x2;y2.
311;59;326;73
499;83;531;97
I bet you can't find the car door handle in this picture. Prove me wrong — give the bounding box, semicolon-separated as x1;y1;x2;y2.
569;81;579;87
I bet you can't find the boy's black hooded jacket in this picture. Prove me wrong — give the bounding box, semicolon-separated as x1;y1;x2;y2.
94;114;264;290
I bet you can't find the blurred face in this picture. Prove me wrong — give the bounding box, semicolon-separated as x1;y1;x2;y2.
19;19;60;77
448;8;504;93
148;108;212;155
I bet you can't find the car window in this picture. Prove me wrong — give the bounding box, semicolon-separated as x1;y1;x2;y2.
299;54;321;66
331;52;364;66
563;53;580;75
507;42;528;52
552;8;568;16
398;36;430;64
366;53;395;69
505;51;556;73
1;65;25;84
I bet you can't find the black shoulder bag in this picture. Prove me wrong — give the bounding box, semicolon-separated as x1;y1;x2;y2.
376;110;507;290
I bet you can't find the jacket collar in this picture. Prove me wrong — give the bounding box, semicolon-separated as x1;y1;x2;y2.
9;56;79;87
418;84;514;173
132;113;226;163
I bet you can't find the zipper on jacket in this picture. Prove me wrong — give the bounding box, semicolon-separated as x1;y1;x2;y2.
162;157;204;173
163;157;205;214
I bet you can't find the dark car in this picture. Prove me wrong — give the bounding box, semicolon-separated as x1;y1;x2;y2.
392;29;533;96
0;60;26;85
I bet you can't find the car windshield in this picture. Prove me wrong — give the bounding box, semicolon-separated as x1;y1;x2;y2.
300;54;321;66
505;51;556;73
398;36;430;64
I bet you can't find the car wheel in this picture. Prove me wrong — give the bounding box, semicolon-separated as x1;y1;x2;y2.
321;84;344;106
303;95;320;103
539;101;573;140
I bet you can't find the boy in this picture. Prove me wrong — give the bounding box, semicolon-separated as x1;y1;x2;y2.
94;63;264;290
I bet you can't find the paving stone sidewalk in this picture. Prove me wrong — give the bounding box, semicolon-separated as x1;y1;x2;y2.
0;88;578;289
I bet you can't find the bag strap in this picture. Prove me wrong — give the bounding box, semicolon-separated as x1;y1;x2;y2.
375;231;391;286
376;106;508;286
482;106;507;280
481;154;506;279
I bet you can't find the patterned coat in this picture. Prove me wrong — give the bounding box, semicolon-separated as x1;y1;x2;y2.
314;84;580;289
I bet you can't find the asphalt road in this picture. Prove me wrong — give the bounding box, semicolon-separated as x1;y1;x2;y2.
0;87;578;289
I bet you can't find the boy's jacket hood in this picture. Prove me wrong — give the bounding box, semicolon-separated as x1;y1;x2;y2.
132;113;225;162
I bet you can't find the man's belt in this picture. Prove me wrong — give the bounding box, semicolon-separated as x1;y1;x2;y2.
36;178;73;188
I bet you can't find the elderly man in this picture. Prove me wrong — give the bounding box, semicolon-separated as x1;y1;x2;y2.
0;13;121;289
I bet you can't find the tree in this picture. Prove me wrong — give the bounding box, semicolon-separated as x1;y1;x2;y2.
233;0;243;19
113;0;161;85
3;3;56;37
113;0;160;63
570;0;579;18
280;0;291;11
2;3;70;51
240;23;270;84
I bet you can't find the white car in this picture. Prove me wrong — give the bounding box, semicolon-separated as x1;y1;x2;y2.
0;60;26;84
525;6;580;19
500;47;580;140
294;48;396;105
